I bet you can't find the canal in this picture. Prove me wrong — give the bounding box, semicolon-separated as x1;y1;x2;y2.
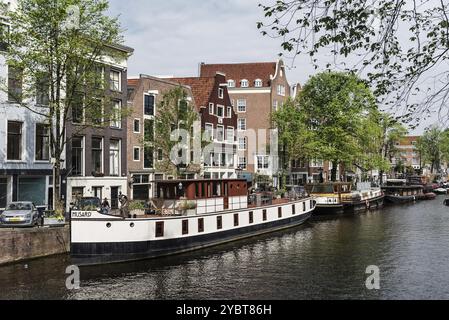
1;196;449;300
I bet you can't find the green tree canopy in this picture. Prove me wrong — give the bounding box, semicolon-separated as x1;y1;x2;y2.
0;0;128;209
297;71;377;181
154;86;199;178
258;1;449;127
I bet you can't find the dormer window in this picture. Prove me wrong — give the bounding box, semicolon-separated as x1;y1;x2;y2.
241;79;249;88
228;80;235;88
255;79;263;88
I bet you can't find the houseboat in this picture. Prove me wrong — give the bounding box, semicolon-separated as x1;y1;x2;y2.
70;179;316;266
306;182;384;216
381;179;425;204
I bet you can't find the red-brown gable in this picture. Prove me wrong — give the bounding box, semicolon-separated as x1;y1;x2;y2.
127;78;139;87
200;62;277;88
167;76;217;110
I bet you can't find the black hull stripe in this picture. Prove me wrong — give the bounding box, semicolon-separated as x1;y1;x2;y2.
71;212;312;266
313;196;384;216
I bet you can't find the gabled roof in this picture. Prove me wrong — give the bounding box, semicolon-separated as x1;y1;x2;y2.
200;62;277;88
166;76;217;110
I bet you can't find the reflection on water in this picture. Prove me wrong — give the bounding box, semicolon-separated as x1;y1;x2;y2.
1;197;449;300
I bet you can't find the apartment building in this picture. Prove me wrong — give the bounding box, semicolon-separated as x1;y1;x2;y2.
391;136;421;171
64;44;134;210
0;0;53;210
126;74;196;200
168;72;238;180
199;60;291;187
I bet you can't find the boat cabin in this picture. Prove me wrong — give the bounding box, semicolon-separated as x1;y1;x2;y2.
152;179;248;215
382;185;424;197
306;183;353;195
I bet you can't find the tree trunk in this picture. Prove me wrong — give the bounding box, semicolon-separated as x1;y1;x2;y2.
379;170;384;185
52;160;61;214
331;161;338;182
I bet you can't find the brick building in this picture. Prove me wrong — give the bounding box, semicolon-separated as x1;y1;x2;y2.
199;60;291;187
126;75;196;200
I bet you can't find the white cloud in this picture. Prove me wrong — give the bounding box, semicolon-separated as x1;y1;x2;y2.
108;0;438;134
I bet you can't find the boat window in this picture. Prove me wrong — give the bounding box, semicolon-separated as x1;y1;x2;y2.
263;209;267;221
303;202;306;211
292;205;296;215
249;211;254;224
155;222;164;238
182;220;189;235
198;218;204;233
312;184;334;193
217;216;223;230
234;214;239;227
278;207;282;218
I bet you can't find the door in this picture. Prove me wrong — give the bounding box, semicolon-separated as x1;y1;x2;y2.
111;187;119;209
224;196;229;210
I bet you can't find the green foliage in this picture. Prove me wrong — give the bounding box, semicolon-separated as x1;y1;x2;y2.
129;201;145;211
416;126;448;173
298;72;377;180
258;1;449;126
153;87;199;177
272;71;407;182
0;0;128;207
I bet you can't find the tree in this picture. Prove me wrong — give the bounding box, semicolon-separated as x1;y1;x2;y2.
271;97;311;186
258;1;449;126
297;71;377;181
153;87;200;178
0;0;128;211
358;111;407;184
416;126;446;174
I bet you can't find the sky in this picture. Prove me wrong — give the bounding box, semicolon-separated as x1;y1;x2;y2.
107;0;435;134
107;0;308;83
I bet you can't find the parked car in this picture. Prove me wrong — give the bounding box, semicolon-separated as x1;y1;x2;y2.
0;202;42;227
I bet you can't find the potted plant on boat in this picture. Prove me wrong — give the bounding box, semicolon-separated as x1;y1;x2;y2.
177;200;197;216
129;201;146;216
44;201;66;226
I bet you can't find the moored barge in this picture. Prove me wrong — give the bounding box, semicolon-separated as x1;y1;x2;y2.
70;179;316;266
307;182;384;216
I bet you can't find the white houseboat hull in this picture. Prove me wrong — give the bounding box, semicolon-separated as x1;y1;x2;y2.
70;198;316;266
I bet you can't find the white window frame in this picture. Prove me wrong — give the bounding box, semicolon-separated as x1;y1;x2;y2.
257;155;270;170
227;80;235;88
238;118;247;131
238;137;247;151
238;157;247;169
237;99;246;113
209;103;214;115
6;120;24;162
241;79;249;88
144;93;156;117
227;106;232;118
205;123;214;141
133;146;140;162
110;100;122;129
273;100;278;112
110;69;121;92
34;123;50;163
217;104;224;118
310;158;324;168
109;139;121;177
218;87;224;99
216;125;224;142
255;79;263;87
133;119;141;133
226;126;234;143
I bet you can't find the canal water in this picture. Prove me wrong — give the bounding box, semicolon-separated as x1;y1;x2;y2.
1;196;449;300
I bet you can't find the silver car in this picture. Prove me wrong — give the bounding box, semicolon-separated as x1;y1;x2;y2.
0;202;41;227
